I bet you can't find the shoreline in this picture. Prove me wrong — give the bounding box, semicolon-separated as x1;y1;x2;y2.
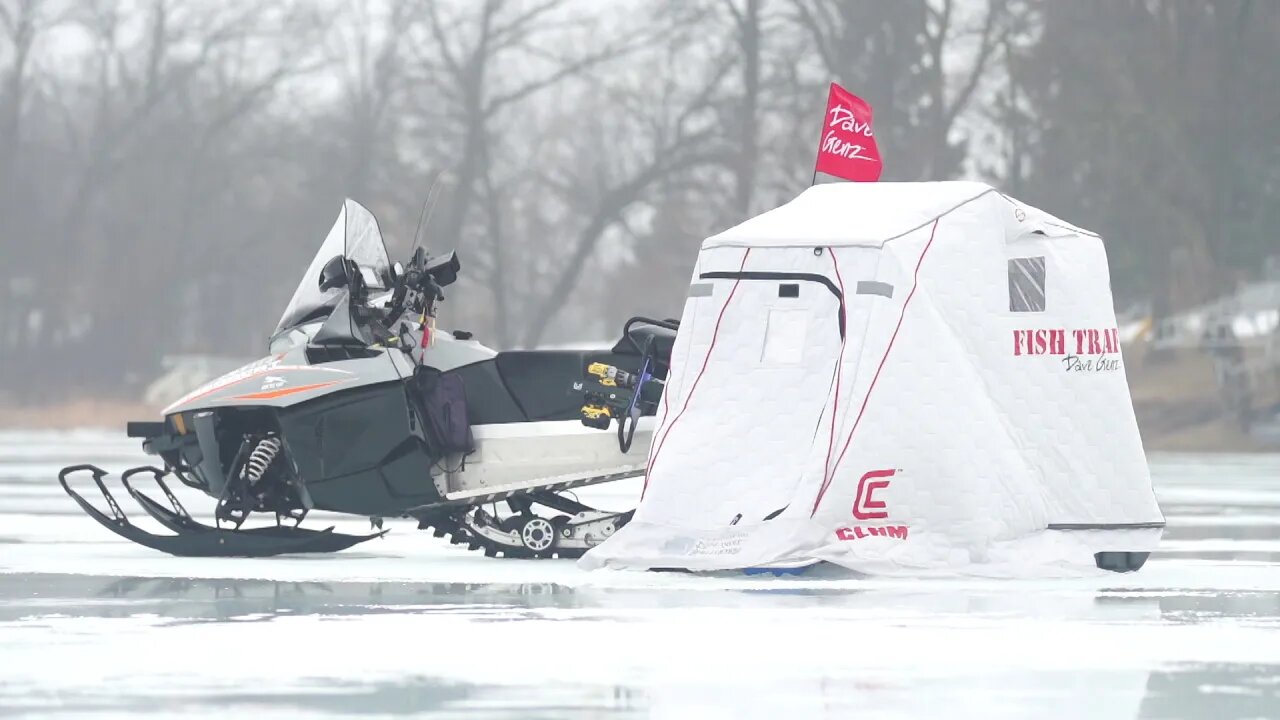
0;400;161;433
0;398;1272;454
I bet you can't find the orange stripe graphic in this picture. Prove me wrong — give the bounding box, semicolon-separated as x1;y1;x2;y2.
232;380;347;401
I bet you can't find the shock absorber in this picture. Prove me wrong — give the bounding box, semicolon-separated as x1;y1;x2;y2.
243;436;283;484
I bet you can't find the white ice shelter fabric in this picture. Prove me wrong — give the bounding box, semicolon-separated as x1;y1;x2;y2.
582;181;1164;575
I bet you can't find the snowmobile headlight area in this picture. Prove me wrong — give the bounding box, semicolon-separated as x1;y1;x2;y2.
63;405;390;557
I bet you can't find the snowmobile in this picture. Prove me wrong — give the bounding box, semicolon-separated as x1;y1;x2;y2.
59;198;677;558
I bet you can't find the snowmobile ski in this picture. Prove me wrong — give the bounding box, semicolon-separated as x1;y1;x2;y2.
58;465;385;557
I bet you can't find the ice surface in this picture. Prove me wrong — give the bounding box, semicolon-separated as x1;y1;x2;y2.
2;431;1279;718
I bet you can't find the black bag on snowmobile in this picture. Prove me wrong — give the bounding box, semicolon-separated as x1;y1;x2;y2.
412;366;476;457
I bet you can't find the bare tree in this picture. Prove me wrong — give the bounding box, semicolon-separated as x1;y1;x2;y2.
722;0;764;215
0;0;43;202
328;0;416;202
507;7;738;347
517;107;730;346
2;0;329;396
1;0;1276;418
1005;0;1280;318
0;0;48;377
406;1;648;250
395;0;702;346
919;0;1012;178
790;0;1015;181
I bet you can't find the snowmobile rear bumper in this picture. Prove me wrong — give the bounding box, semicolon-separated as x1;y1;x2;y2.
58;464;384;557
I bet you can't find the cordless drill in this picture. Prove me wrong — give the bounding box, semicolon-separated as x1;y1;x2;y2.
579;361;663;430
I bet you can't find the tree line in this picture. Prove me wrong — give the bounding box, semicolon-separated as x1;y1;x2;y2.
1;0;1276;403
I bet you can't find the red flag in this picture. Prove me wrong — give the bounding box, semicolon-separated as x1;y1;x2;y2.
813;82;882;183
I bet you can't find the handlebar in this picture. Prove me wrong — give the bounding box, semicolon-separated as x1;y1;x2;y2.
385;248;460;323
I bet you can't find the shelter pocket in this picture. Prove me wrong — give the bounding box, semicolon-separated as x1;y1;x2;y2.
761;308;809;365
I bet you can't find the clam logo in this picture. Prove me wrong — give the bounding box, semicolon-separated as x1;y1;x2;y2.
852;469;894;520
834;469;909;542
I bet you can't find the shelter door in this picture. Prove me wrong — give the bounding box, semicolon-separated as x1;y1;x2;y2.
643;248;867;527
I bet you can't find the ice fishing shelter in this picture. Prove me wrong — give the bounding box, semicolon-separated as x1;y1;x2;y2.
582;181;1164;575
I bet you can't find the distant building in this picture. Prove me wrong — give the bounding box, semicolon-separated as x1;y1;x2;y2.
1151;281;1280;352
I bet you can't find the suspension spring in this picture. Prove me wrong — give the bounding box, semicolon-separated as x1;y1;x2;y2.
243;436;283;484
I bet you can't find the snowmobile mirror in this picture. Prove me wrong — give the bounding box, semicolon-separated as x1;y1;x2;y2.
424;251;460;288
318;254;349;291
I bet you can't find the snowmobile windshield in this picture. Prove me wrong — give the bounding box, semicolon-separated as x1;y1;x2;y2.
271;199;392;345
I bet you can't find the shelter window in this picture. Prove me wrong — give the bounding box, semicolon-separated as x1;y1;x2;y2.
1008;257;1046;312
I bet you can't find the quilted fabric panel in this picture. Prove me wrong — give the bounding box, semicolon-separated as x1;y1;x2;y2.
704;181;994;248
637;246;850;527
801;220;1054;569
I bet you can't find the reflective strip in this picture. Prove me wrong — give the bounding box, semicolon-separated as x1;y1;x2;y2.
855;281;894;298
688;282;713;298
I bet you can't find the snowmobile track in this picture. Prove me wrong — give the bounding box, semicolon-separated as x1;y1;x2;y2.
415;512;588;560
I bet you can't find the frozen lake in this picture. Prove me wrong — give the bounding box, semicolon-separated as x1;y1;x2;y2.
1;431;1279;719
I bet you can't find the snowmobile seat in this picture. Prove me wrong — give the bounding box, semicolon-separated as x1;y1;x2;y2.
494;351;600;421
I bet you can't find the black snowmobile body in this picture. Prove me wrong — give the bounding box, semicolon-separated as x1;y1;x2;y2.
61;198;676;558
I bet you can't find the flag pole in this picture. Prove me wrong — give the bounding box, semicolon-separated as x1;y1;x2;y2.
810;82;834;187
810;96;824;187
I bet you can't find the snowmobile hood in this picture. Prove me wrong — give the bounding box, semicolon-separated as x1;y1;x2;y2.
161;346;400;414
